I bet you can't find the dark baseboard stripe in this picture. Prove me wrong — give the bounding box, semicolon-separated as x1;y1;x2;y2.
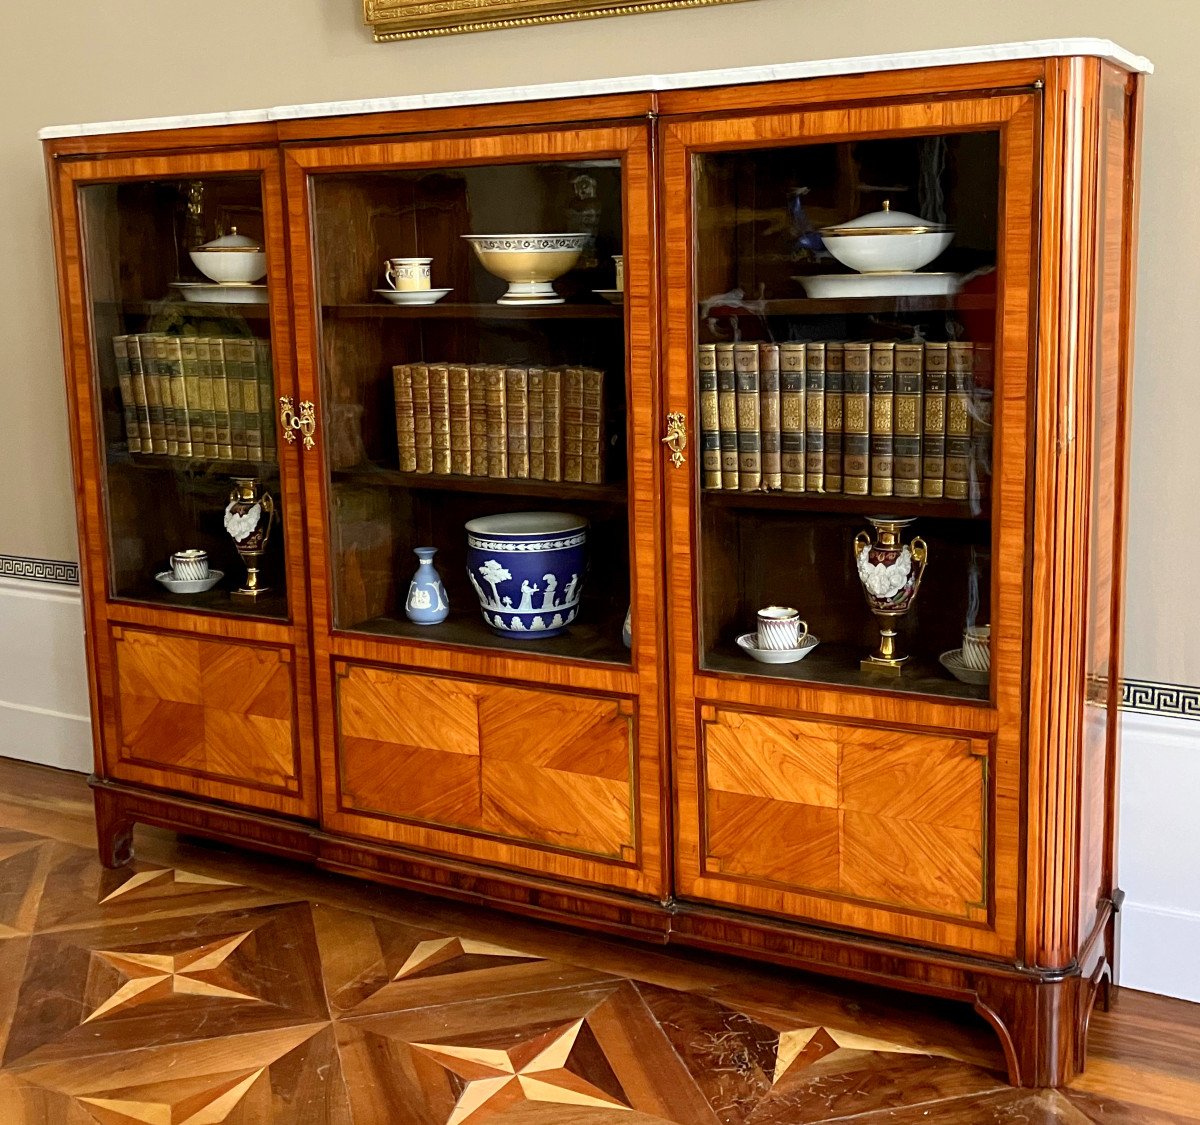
1121;679;1200;721
0;554;80;586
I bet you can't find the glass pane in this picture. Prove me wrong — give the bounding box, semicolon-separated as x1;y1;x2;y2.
693;132;1000;700
311;159;630;664
80;176;287;620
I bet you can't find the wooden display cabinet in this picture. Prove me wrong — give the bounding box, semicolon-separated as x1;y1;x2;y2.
43;46;1145;1087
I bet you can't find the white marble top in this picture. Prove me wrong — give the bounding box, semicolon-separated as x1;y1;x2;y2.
38;39;1152;141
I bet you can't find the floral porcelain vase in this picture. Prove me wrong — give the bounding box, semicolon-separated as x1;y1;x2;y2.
853;516;928;674
405;547;449;625
224;476;274;601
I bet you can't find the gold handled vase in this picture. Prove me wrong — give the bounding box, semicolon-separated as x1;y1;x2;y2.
853;516;928;675
224;476;275;600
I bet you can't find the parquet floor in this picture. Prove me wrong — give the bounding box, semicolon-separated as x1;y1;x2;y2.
0;759;1197;1123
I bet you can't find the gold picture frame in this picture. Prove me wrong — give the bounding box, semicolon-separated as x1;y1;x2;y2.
364;0;755;42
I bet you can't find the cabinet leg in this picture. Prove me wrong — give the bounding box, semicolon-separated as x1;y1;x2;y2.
93;787;135;868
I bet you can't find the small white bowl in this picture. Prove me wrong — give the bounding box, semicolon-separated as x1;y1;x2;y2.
737;632;820;665
374;288;452;306
939;648;989;686
156;569;223;595
188;228;267;285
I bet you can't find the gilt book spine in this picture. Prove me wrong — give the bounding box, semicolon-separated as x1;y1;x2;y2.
393;365;417;473
715;343;739;490
543;366;563;483
235;338;261;463
180;337;204;459
148;336;175;455
582;367;605;484
166;336;191;458
970;342;994;504
111;336;141;453
138;334;166;454
921;342;948;498
429;363;452;475
842;341;871;496
804;342;826;493
823;342;844;494
157;336;181;456
126;334;154;452
945;342;974;500
210;339;233;461
448;365;472;476
506;366;530;479
893;342;924;498
563;365;585;483
411;363;434;475
759;343;782;491
733;342;762;492
224;337;248;461
869;341;895;497
255;339;276;464
484;365;508;479
527;366;546;481
197;338;219;459
468;366;488;477
779;342;806;492
698;343;721;489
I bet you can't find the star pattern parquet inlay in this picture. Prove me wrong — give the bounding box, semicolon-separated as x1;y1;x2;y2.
0;757;1196;1124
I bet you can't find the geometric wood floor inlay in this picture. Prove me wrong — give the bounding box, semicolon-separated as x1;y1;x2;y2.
0;757;1197;1123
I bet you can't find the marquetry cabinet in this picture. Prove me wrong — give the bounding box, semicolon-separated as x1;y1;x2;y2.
43;43;1146;1087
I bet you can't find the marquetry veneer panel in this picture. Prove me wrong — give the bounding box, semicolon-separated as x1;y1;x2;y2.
109;627;304;813
335;664;637;862
699;707;989;922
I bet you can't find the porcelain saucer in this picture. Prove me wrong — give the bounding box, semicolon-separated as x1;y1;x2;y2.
374;288;453;306
737;632;820;665
172;281;268;305
939;647;989;685
793;272;961;299
156;569;223;595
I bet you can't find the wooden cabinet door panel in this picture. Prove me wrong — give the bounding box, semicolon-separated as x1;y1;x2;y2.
328;662;647;888
108;625;312;817
690;704;992;939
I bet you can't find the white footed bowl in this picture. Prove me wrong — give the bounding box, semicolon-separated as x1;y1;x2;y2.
463;233;587;305
188;248;267;285
822;229;954;274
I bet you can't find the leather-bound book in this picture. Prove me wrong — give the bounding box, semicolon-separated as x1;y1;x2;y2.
581;367;605;484
946;342;974;500
505;366;530;479
733;342;762;491
429;363;452;475
921;342;948;498
111;335;141;453
484;365;508;478
126;334;154;453
804;342;826;493
393;364;417;473
823;341;844;493
779;342;806;492
698;343;721;488
893;341;924;497
869;341;895;497
468;366;488;476
715;343;739;490
563;365;585;482
448;364;471;476
411;362;434;474
210;338;233;460
543;366;563;482
233;338;259;463
842;341;871;496
527;365;546;481
255;339;276;464
759;343;782;490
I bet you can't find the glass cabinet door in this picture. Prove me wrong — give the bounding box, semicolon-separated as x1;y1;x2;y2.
76;165;292;620
681;122;1017;702
297;139;640;666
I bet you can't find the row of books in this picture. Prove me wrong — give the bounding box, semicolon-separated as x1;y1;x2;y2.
698;340;993;500
392;363;607;484
112;334;277;462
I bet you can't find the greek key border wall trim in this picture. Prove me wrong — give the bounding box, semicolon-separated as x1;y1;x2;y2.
1121;678;1200;722
364;0;755;42
0;554;80;586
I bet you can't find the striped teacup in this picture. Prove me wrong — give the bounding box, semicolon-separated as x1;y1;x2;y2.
170;549;210;582
756;606;808;651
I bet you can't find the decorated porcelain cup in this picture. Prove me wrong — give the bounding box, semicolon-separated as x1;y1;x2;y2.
170;549;210;582
384;257;432;291
961;624;991;671
613;254;625;291
756;606;808;651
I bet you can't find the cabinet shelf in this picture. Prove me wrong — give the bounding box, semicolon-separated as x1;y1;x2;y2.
99;299;271;321
700;487;985;520
332;465;627;504
698;293;996;317
322;301;622;321
110;452;279;475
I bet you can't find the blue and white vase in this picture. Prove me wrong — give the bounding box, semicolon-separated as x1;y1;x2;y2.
405;547;449;625
465;512;587;638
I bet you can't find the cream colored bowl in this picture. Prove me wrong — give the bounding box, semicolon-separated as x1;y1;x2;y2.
820;201;953;274
189;228;267;285
462;233;587;305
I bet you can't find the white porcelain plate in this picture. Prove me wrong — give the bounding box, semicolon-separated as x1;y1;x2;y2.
939;648;990;685
592;289;625;305
373;288;453;306
793;272;962;299
737;632;820;665
172;282;268;304
155;569;224;595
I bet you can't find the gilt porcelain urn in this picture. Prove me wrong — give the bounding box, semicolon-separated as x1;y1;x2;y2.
853;515;928;674
465;512;587;638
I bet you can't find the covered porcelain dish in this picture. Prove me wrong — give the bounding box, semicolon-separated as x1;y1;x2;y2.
820;200;954;273
188;227;268;285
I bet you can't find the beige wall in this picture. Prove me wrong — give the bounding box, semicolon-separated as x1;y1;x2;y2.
2;1;1185;681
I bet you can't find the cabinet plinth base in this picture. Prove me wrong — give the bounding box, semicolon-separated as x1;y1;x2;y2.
89;777;1115;1089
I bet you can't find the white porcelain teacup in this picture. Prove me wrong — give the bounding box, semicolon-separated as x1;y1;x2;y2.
384;257;432;291
170;549;210;582
756;606;808;651
961;624;991;671
613;254;625;292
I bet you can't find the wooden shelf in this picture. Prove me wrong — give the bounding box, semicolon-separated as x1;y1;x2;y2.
345;607;632;667
114;584;289;623
332;465;627;504
110;452;280;475
100;299;270;320
322;301;622;321
701;487;985;520
698;293;995;317
704;639;988;703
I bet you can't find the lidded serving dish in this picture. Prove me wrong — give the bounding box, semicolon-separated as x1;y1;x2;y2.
462;233;588;305
189;227;268;285
820;201;954;274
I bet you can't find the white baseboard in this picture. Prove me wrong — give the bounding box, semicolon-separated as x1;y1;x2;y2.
1119;902;1200;1003
0;576;91;774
